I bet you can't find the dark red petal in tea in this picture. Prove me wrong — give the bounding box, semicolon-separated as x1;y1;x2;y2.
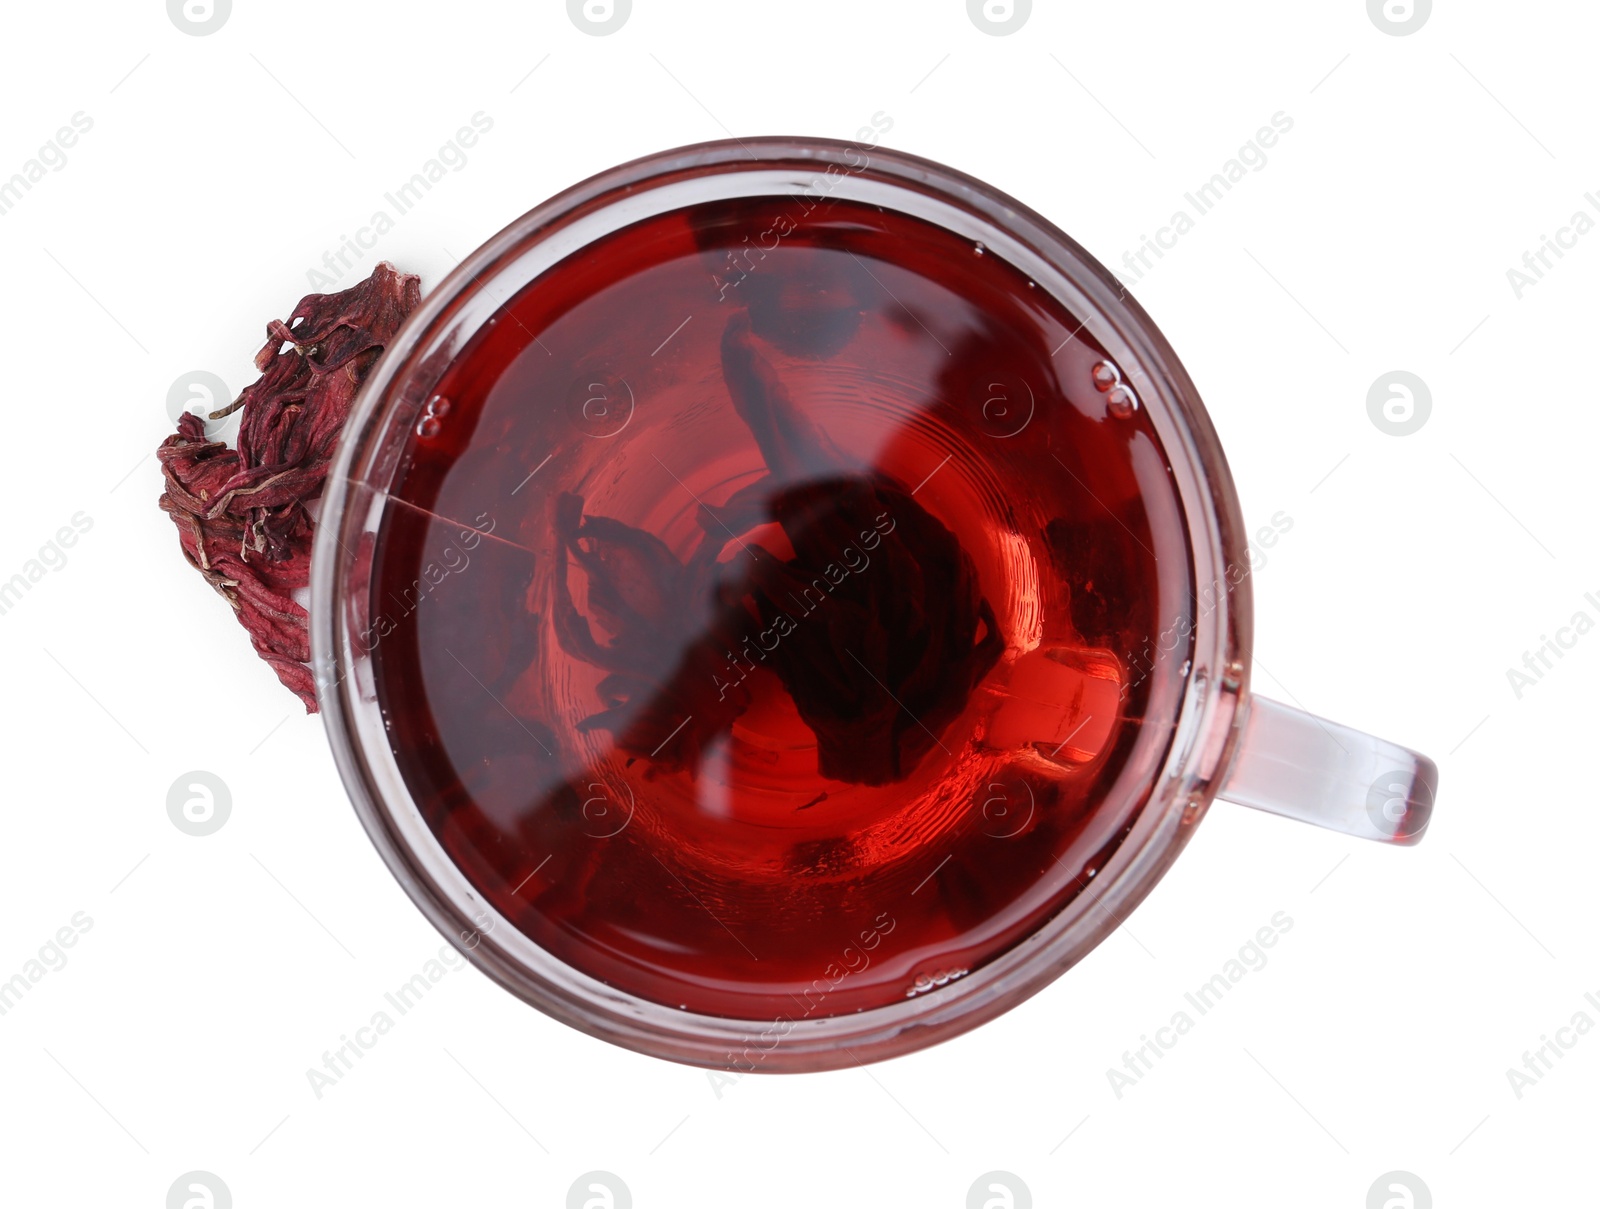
721;315;1005;784
751;476;1005;785
552;491;752;770
157;262;422;710
548;311;1005;786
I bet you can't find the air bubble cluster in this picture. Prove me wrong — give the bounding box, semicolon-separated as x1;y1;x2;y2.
415;393;452;439
906;966;969;998
1089;360;1139;418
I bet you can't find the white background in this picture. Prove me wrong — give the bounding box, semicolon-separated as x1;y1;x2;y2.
1;1;1594;1205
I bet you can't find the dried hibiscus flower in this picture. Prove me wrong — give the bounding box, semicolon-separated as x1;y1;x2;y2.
158;263;422;711
552;310;1004;785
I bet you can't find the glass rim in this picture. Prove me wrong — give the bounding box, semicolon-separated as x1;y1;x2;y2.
309;135;1252;1071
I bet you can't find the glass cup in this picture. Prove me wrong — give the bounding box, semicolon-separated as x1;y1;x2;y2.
310;137;1438;1070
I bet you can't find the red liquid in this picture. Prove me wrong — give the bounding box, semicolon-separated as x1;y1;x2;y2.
370;196;1193;1022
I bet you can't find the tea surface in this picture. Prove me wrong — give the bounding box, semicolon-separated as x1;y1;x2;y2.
370;195;1193;1021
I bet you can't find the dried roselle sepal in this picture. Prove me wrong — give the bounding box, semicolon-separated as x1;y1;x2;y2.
550;310;1004;785
551;491;753;771
718;314;1004;784
157;263;422;711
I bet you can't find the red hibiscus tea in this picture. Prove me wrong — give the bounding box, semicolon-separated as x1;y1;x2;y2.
367;193;1192;1022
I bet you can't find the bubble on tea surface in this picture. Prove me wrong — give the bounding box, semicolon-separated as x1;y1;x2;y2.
416;393;451;439
1105;385;1139;417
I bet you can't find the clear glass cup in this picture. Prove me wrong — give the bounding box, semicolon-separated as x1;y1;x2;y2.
310;137;1438;1070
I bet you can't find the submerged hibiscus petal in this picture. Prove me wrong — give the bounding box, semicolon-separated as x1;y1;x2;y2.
549;309;1004;785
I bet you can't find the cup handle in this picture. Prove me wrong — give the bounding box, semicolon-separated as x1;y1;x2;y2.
1215;696;1437;844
